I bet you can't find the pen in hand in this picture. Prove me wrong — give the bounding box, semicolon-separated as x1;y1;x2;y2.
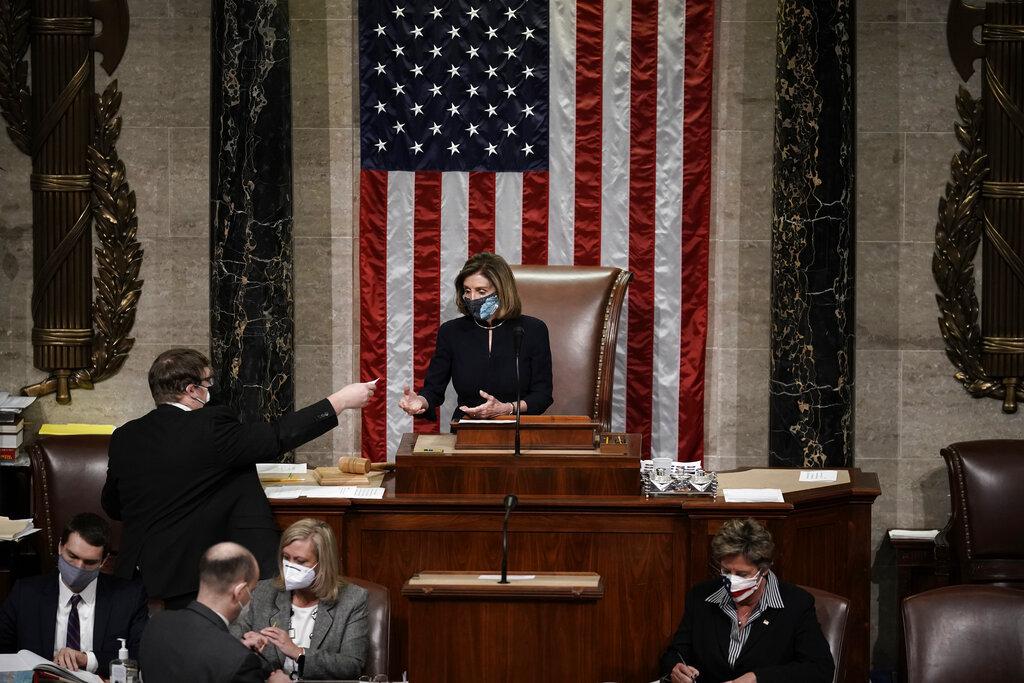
661;650;699;682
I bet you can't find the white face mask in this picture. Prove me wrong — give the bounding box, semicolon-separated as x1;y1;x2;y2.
722;571;763;602
282;560;317;591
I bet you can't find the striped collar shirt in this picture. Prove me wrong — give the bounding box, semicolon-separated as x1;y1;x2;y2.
706;570;785;667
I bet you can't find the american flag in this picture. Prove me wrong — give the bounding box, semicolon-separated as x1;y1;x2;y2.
357;0;713;461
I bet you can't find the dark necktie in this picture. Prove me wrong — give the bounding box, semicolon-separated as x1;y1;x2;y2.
66;594;82;651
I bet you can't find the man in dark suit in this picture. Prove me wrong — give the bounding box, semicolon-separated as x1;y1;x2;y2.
0;513;148;676
140;542;289;683
660;519;834;683
102;348;375;607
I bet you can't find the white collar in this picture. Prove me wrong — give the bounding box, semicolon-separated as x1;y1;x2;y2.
58;572;98;606
167;402;192;411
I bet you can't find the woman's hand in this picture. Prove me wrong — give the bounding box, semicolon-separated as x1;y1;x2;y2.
242;630;268;652
399;385;428;415
267;670;291;683
460;390;514;419
259;626;303;660
671;661;700;683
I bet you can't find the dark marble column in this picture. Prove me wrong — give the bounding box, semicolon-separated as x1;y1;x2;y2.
769;0;855;467
210;0;295;422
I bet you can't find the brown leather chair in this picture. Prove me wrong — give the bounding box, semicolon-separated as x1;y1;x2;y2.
511;265;632;431
346;576;391;678
939;440;1024;587
902;584;1024;682
800;585;849;683
28;434;120;568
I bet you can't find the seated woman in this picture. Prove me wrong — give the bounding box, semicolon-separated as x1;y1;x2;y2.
399;252;553;421
660;519;834;683
232;519;368;680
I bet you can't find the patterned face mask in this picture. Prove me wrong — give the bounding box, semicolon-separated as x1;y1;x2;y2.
464;292;500;322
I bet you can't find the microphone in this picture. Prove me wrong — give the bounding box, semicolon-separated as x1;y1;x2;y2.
512;325;524;457
499;493;518;584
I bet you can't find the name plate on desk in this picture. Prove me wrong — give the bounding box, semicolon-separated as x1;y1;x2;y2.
452;415;600;450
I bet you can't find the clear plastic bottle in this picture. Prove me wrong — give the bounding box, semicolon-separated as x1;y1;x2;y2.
109;637;139;683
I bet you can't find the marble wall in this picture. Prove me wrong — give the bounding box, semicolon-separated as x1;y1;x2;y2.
0;0;1017;669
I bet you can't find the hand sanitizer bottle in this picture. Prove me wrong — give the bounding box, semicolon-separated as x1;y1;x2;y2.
110;637;139;683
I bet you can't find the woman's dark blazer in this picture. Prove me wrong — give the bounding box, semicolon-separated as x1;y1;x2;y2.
659;578;835;683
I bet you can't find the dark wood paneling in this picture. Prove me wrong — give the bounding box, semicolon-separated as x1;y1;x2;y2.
271;469;879;683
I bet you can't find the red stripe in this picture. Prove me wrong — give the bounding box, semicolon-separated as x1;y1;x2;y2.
358;170;389;461
521;171;549;264
573;0;603;265
467;172;496;255
413;172;443;433
626;0;659;458
679;0;715;463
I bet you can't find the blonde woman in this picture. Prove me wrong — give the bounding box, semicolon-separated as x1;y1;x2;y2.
398;252;553;422
231;519;368;680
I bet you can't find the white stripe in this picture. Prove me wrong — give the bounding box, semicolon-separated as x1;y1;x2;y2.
601;0;632;434
650;0;685;458
438;172;470;430
494;173;523;264
547;0;576;265
386;172;415;459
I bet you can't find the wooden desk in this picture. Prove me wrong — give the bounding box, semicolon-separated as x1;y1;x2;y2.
271;467;879;683
402;571;603;682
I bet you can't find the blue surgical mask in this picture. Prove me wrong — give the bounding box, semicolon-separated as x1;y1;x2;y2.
58;554;100;593
464;293;500;322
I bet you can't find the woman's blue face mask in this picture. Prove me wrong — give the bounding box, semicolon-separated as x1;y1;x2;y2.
464;292;500;322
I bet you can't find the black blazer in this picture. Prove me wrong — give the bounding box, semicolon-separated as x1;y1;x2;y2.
659;579;835;683
0;573;148;676
102;399;338;599
418;314;553;421
140;601;263;683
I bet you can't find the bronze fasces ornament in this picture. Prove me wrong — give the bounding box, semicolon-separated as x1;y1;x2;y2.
935;0;1024;413
0;0;142;404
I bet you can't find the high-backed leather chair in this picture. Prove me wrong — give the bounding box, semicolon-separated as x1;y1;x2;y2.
800;585;849;683
511;265;632;430
939;440;1024;587
346;576;391;677
28;434;120;568
902;585;1024;682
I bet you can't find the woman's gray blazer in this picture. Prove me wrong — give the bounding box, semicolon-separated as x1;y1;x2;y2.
231;578;369;679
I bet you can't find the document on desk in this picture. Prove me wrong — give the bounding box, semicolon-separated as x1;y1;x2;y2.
723;488;785;503
477;574;537;581
256;463;307;475
265;486;385;500
799;470;838;482
0;649;103;681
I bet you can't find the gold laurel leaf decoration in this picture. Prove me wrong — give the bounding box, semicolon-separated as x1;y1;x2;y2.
72;79;143;389
932;87;1017;401
0;0;31;155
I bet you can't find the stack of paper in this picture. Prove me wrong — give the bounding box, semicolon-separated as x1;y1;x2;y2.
722;488;785;503
37;424;115;436
888;529;940;541
0;392;35;412
264;486;386;500
0;517;38;542
0;649;103;681
256;463;308;483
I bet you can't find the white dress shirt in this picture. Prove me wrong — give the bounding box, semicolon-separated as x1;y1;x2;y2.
54;575;99;673
168;402;192;411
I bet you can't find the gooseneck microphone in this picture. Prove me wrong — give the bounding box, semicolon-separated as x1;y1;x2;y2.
512;325;524;457
499;493;518;584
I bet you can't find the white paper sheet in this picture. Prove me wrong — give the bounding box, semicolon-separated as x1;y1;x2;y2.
256;463;307;475
798;470;839;482
264;486;385;500
477;574;537;581
723;488;785;503
888;529;940;540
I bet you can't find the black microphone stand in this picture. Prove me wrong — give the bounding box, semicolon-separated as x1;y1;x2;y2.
513;325;523;457
499;493;518;584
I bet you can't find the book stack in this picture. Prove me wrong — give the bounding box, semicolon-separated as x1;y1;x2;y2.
0;411;24;463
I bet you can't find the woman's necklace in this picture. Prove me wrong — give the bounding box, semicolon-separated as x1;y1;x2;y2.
473;318;504;330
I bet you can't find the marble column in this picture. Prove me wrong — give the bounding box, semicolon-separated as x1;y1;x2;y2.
210;0;295;423
769;0;855;467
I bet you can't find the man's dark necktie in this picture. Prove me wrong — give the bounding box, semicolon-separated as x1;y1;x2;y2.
66;594;82;651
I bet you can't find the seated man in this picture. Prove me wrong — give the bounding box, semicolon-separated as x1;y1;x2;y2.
660;518;834;683
140;542;288;683
0;513;148;676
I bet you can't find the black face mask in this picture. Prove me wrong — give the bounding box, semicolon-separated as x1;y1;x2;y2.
464;293;500;321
